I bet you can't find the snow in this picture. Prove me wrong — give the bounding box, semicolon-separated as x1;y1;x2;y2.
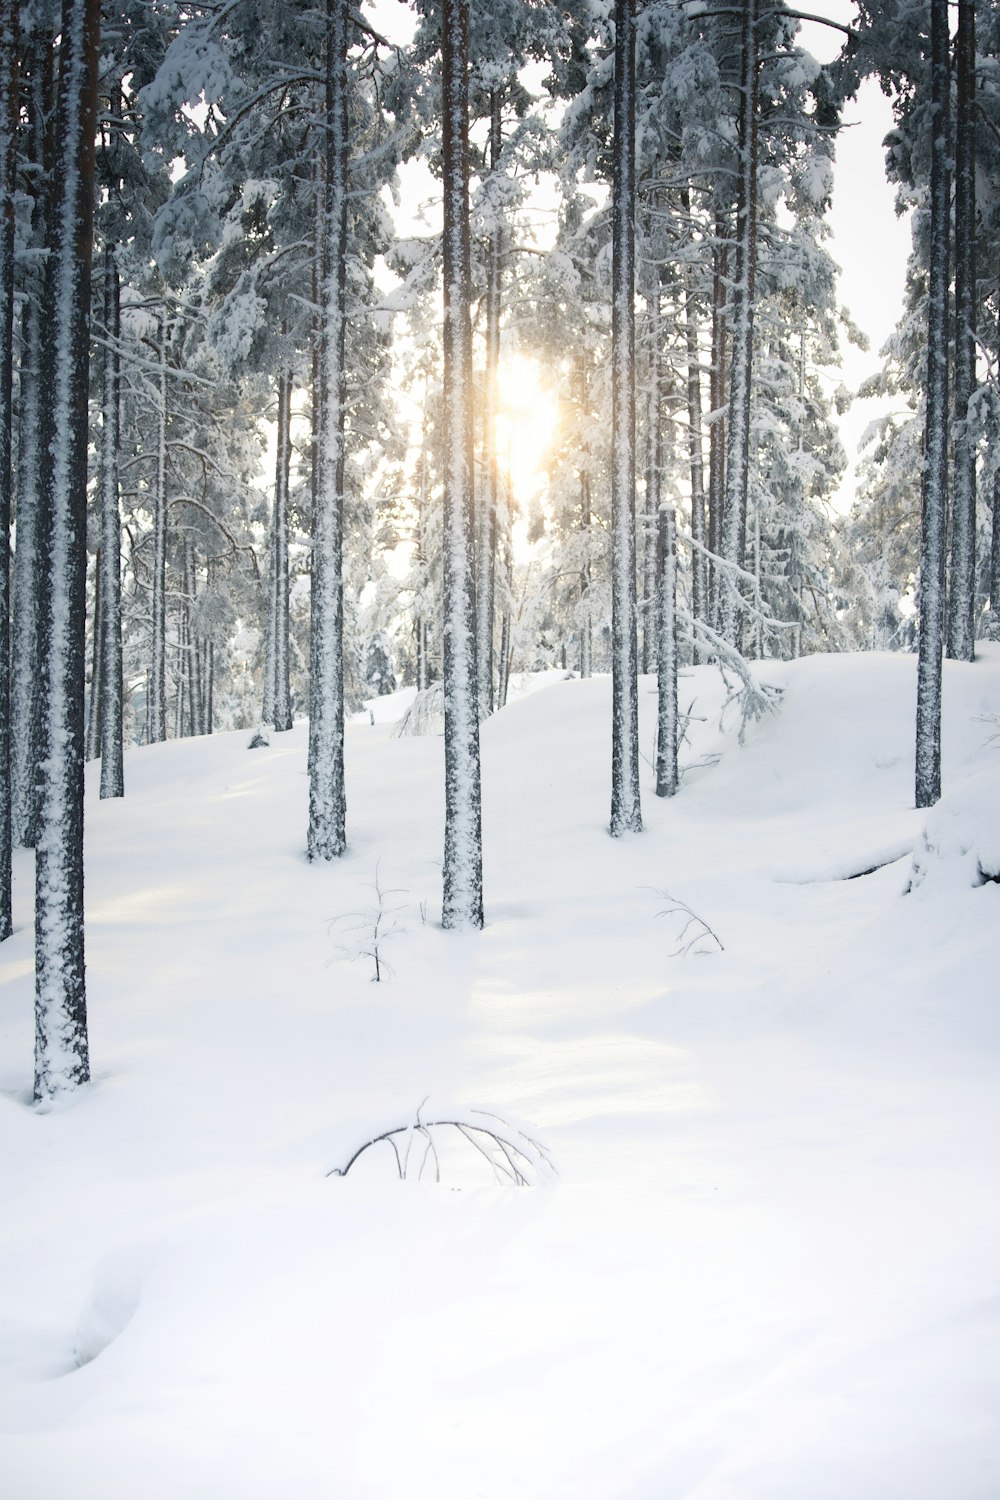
2;648;1000;1498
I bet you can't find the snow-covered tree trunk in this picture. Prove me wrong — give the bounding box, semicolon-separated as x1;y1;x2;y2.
684;255;707;659
85;558;102;759
98;245;124;798
641;291;660;676
947;0;976;662
11;20;53;849
440;0;483;926
271;364;293;731
149;312;168;743
34;0;100;1102
717;0;759;647
415;443;430;691
476;86;503;718
182;536;201;737
610;0;641;837
707;209;728;632
0;0;16;940
655;505;678;799
915;0;950;810
307;0;349;860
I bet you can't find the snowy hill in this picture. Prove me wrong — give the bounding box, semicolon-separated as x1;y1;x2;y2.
2;650;999;1499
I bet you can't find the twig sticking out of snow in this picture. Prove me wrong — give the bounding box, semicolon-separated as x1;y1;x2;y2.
326;1101;557;1186
650;889;725;957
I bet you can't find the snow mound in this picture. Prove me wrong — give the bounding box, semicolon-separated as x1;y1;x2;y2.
909;768;1000;889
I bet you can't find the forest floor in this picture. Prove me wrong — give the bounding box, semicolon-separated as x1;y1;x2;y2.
2;649;999;1499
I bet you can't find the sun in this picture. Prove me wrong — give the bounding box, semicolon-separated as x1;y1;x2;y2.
494;354;559;512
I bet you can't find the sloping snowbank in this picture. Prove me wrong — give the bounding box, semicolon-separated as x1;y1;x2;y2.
1;650;998;1499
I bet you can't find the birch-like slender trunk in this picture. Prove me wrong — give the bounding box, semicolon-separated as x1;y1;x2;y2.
915;0;950;809
610;0;641;836
99;245;124;796
0;0;16;939
441;0;483;927
34;0;100;1102
307;0;349;859
948;0;976;661
718;0;759;646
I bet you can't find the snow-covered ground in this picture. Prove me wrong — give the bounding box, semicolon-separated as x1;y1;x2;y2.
2;649;999;1499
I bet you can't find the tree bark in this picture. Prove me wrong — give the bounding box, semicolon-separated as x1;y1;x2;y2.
98;244;124;796
34;0;100;1102
656;505;678;798
0;0;16;939
271;363;293;730
476;85;503;717
718;0;759;647
11;18;53;849
440;0;483;926
610;0;641;836
307;0;349;860
149;310;168;742
915;0;950;809
707;207;728;631
947;0;976;661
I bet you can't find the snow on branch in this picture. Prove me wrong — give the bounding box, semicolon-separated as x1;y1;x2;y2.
327;1102;557;1187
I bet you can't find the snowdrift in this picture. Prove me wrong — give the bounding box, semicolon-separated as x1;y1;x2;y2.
1;649;998;1499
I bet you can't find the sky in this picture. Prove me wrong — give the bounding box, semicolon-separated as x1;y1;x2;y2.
796;2;914;509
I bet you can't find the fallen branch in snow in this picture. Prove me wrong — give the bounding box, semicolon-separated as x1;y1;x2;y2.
651;889;725;957
326;1102;557;1186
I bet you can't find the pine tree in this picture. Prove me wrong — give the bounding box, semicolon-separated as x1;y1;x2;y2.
440;0;483;927
307;0;350;861
915;0;950;809
610;0;641;837
34;0;100;1103
0;0;16;939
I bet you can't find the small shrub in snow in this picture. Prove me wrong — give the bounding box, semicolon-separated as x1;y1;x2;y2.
651;888;724;956
327;1102;555;1186
329;865;407;981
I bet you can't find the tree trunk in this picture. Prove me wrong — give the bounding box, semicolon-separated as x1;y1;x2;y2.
98;244;124;796
610;0;641;836
307;0;349;860
149;310;168;742
0;0;16;939
440;0;483;926
641;291;660;675
86;552;102;759
476;85;503;717
580;469;592;679
915;0;950;809
11;19;53;849
718;0;759;646
707;207;728;631
655;505;678;798
34;0;100;1102
684;244;707;656
947;0;976;661
271;363;293;729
